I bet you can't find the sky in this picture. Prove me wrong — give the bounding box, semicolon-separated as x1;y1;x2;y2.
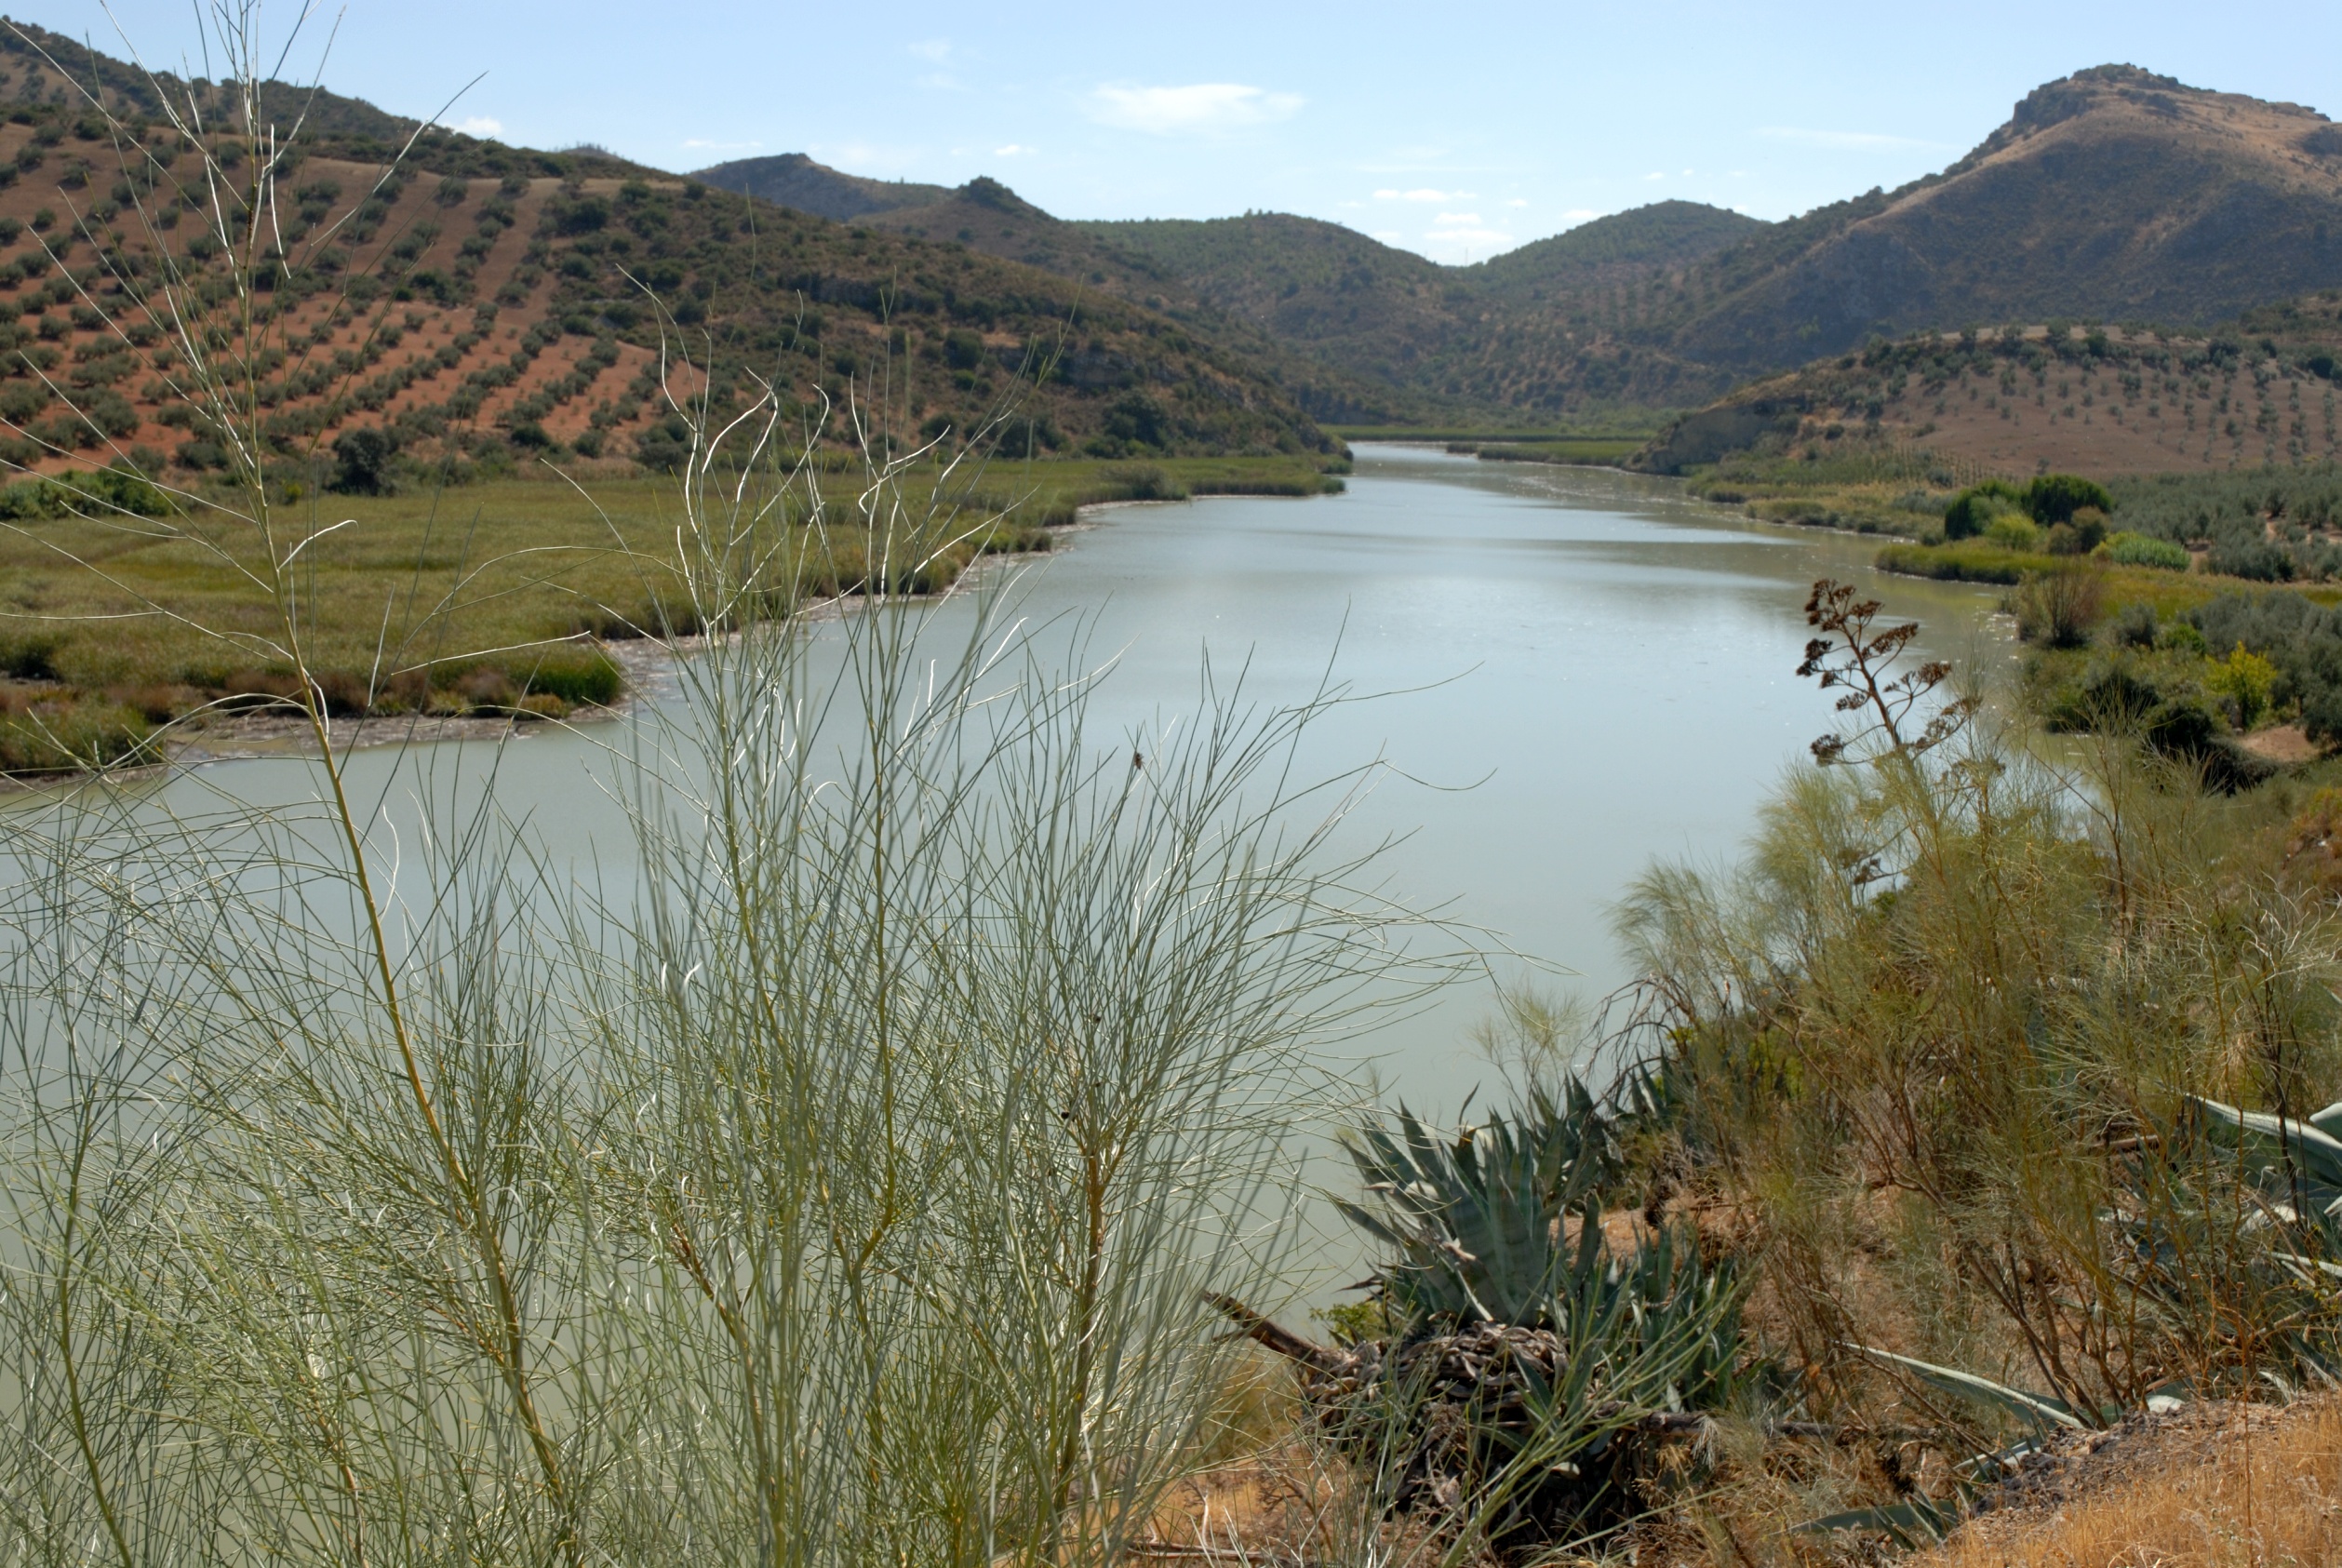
54;1;2342;265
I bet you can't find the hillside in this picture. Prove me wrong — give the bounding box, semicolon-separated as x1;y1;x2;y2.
1633;295;2342;477
688;153;952;222
1080;203;1770;411
0;27;1342;478
694;157;1427;422
699;65;2342;423
1665;65;2342;374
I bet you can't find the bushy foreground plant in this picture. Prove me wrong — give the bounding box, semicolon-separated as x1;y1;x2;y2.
1622;579;2342;1441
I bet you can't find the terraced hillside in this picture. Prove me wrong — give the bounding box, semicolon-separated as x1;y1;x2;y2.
0;25;1339;482
1636;295;2342;478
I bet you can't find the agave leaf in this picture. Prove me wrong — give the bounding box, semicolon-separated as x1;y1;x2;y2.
1794;1497;1960;1546
2311;1100;2342;1141
2191;1095;2342;1190
1850;1346;2083;1429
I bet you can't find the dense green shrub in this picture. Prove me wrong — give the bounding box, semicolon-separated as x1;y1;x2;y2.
1941;478;2024;540
328;425;396;493
2024;472;2115;526
2106;530;2190;570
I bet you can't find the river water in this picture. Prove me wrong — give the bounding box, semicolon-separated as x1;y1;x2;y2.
24;443;2008;1110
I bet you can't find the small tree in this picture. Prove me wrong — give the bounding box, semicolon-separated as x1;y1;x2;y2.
328;424;395;493
2024;471;2115;526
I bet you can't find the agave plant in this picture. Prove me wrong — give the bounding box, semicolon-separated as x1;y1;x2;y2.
1315;1074;1754;1558
2186;1093;2342;1240
1335;1076;1628;1326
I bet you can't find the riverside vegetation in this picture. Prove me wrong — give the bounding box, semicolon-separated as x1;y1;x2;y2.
12;12;2342;1568
0;450;1343;774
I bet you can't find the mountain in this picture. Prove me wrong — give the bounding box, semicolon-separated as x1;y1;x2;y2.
1663;65;2342;374
688;153;952;222
1081;203;1769;412
693;158;1427;422
0;25;1339;474
703;65;2342;423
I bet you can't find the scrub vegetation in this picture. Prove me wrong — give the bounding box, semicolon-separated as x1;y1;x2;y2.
0;451;1342;774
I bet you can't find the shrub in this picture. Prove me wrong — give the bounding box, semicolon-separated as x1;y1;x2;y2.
1943;479;2025;540
328;425;396;493
2208;538;2295;581
2025;472;2116;525
2109;600;2159;648
2206;642;2281;728
942;328;985;370
1984;513;2043;551
2012;563;2106;648
2107;530;2190;570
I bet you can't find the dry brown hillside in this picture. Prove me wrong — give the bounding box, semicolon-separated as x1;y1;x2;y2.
1639;297;2342;477
0;26;1338;483
1673;65;2342;373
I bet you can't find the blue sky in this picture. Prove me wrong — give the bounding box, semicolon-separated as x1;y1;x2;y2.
56;1;2342;264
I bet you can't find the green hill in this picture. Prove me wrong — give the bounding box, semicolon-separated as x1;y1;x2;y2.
692;160;1427;423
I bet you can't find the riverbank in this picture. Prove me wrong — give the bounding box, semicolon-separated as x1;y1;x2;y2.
0;453;1348;778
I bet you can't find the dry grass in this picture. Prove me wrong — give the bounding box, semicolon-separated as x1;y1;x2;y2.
1925;1400;2342;1568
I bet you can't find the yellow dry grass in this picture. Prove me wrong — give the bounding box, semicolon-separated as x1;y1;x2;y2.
1924;1399;2342;1568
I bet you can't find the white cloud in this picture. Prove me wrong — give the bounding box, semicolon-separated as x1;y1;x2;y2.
1086;82;1303;134
1757;126;1945;151
1432;212;1483;226
1375;186;1472;202
444;115;502;139
1506;198;1528;208
683;138;762;152
1681;168;1693;176
1644;171;1665;181
994;143;1033;156
908;38;951;61
1371;229;1404;242
811;141;924;174
1562;208;1599;221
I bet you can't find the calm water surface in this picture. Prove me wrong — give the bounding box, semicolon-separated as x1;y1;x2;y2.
56;444;2009;1107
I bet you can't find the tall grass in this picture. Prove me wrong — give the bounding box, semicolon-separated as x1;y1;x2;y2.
0;8;1445;1563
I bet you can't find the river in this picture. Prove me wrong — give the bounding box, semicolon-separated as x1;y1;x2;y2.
25;443;2008;1109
